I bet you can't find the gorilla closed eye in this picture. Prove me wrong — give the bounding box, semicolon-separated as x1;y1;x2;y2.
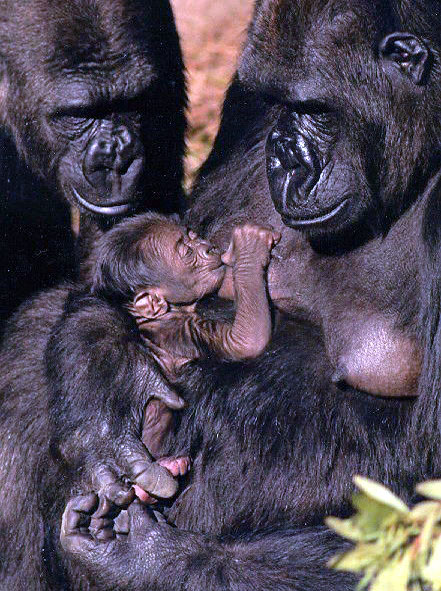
290;100;334;115
51;94;149;120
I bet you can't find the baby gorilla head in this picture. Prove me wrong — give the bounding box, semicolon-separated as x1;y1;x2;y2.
91;212;225;316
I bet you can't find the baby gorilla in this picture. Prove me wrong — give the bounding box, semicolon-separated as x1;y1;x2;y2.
87;213;279;502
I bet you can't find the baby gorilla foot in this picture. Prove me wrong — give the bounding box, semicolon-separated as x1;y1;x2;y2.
157;455;191;477
133;456;191;503
141;398;175;457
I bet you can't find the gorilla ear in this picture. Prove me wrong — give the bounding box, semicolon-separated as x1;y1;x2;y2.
379;32;431;85
133;289;169;320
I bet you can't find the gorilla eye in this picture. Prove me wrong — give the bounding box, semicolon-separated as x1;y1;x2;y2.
178;242;193;259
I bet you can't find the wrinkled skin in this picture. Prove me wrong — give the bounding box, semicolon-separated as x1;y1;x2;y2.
0;0;186;329
5;0;441;590
59;0;441;590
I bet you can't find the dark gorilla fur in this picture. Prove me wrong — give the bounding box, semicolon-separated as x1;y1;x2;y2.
3;0;441;590
0;0;186;330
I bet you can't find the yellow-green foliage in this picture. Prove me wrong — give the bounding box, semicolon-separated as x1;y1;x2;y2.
327;476;441;591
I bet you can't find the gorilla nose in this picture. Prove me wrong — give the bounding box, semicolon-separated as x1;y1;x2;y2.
83;125;145;199
270;132;319;202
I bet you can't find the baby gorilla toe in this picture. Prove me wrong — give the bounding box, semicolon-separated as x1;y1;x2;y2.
157;455;191;477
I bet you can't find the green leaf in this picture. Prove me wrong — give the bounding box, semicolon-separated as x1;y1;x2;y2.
416;480;441;501
409;501;441;522
423;534;441;589
329;544;383;572
325;517;364;542
370;550;411;591
351;492;399;536
354;477;409;513
418;506;441;557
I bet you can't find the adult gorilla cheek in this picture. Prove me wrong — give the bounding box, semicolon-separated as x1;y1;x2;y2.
59;120;146;216
266;125;350;230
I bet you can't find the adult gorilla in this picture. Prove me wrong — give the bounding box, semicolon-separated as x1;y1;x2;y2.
0;0;185;328
58;0;441;589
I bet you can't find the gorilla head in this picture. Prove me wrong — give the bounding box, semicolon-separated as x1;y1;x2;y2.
0;0;185;217
239;0;441;238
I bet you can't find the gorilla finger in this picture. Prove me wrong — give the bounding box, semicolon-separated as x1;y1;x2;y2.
148;375;186;410
130;459;179;499
91;463;119;490
94;526;116;542
272;231;282;245
149;390;186;411
61;493;99;537
157;455;191;477
91;464;135;511
127;500;159;535
61;494;100;554
114;510;130;536
221;240;235;266
93;485;135;520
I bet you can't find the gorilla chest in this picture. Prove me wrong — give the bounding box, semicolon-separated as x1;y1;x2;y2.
270;224;422;397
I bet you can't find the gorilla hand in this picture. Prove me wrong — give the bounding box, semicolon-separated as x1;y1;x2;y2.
60;492;210;591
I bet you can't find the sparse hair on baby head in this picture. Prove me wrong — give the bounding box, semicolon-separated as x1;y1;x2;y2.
90;212;182;302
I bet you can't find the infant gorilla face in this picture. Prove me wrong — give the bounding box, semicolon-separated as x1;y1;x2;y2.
151;223;225;303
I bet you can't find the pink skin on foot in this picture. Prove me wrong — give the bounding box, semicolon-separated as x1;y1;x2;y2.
133;456;191;504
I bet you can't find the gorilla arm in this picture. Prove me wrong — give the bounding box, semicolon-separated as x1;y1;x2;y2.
61;493;357;591
214;224;280;360
46;294;185;501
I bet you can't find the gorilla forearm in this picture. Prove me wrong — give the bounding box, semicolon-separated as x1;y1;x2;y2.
46;294;183;499
62;498;356;591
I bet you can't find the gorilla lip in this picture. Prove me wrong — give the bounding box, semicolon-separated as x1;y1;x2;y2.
72;188;133;216
281;198;349;228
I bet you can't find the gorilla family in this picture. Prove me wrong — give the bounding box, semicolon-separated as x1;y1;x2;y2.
2;0;441;590
0;0;186;328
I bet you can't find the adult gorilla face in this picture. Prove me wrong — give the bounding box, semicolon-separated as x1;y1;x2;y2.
0;0;184;216
239;0;439;237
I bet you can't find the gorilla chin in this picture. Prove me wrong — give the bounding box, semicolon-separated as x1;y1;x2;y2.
72;188;136;217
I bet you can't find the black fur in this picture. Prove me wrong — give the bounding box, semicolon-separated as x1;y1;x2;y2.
3;0;441;590
0;0;186;330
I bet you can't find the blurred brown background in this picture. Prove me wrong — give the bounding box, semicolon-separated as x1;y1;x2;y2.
170;0;254;183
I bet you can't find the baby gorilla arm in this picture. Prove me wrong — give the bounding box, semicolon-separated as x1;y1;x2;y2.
214;224;280;360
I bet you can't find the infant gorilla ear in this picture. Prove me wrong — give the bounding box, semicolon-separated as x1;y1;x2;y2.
133;291;169;320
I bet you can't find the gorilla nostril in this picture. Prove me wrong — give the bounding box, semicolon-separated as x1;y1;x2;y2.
115;126;132;148
274;138;302;172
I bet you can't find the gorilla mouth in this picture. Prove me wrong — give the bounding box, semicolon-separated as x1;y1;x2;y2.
281;198;349;228
72;188;133;216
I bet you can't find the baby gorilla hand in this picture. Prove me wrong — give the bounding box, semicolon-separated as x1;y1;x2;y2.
222;224;281;269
